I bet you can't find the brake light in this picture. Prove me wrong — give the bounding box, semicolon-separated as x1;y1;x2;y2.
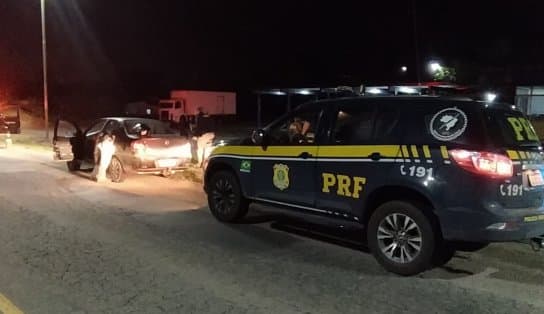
131;141;147;155
450;149;513;179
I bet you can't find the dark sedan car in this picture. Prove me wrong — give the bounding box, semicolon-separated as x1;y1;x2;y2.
53;117;193;182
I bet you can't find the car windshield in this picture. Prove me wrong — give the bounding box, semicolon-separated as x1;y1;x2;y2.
124;119;177;135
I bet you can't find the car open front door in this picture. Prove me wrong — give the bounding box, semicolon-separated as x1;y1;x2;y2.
53;119;82;161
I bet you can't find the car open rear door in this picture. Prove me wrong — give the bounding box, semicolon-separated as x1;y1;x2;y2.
53;119;82;161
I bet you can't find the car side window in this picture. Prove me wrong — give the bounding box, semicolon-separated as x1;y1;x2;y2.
373;105;402;143
103;120;123;135
86;120;107;137
332;103;375;145
267;108;322;146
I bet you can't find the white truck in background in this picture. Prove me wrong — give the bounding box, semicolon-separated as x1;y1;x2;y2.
158;90;236;122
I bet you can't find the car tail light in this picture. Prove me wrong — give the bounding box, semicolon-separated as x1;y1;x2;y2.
131;141;147;155
450;149;513;179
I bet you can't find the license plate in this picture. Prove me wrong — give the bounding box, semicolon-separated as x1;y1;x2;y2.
528;170;544;187
156;159;178;168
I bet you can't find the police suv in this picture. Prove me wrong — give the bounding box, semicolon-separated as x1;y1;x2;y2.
204;96;544;275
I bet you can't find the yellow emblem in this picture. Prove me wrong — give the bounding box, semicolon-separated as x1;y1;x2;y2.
273;164;290;191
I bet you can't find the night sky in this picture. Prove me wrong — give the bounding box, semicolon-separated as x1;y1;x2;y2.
2;0;544;104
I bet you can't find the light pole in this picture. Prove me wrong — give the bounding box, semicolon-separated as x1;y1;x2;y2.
411;0;421;85
41;0;49;139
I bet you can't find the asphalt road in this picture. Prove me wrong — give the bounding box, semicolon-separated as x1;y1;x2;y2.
0;145;543;314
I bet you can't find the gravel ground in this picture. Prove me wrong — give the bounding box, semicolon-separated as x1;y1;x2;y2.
0;145;543;314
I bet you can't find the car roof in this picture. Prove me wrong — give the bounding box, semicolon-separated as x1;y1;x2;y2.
101;117;163;123
302;95;518;112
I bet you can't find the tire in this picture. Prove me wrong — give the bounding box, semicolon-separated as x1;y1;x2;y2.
107;156;126;183
207;170;249;222
67;160;81;172
367;201;437;276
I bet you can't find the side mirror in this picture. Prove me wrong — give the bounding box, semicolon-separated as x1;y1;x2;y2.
251;129;267;146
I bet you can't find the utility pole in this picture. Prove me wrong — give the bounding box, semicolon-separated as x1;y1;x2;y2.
41;0;50;139
412;0;421;85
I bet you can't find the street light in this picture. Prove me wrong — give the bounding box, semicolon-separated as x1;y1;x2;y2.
41;0;49;139
401;66;408;73
485;92;497;102
428;61;442;73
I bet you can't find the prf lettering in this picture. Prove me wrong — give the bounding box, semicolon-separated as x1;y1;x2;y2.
507;117;539;141
322;173;367;199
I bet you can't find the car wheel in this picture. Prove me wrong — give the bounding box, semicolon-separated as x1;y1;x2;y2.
108;156;126;183
208;170;249;222
367;201;436;276
67;160;81;172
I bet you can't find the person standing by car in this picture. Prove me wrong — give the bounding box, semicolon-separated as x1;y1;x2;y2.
92;131;116;182
138;123;151;138
192;108;216;165
179;114;190;138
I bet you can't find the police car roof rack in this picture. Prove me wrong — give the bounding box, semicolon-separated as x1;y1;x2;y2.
253;84;476;127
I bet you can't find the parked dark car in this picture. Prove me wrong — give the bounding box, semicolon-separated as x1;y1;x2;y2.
53;117;193;182
0;105;21;134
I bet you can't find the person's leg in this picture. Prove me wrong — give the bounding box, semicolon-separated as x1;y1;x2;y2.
91;144;101;181
97;141;114;181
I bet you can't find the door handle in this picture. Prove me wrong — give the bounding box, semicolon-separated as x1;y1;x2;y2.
298;152;313;159
370;152;382;161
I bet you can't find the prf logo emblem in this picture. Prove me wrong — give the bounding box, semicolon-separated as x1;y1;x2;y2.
273;164;290;191
430;107;468;141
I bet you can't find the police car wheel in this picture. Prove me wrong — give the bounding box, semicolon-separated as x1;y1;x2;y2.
108;156;126;183
367;201;436;276
208;171;248;222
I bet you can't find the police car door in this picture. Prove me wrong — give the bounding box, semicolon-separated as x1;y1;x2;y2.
316;100;402;220
252;105;325;208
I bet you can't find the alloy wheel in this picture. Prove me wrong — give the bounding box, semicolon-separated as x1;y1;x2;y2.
377;213;423;264
211;178;237;215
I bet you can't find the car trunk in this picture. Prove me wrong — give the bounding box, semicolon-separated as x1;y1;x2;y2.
486;108;544;209
130;135;193;168
137;136;191;158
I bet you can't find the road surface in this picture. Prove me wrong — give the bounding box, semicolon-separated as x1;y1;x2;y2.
0;145;543;313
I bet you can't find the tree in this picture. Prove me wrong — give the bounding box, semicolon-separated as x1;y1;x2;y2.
433;66;457;82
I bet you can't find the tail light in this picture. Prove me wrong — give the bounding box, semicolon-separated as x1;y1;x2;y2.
131;141;147;156
450;149;513;179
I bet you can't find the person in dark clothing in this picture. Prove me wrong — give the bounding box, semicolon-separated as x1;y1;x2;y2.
138;123;151;138
179;115;189;138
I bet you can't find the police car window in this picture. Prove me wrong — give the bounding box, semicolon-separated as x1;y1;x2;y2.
332;104;375;144
267;109;321;145
486;109;540;147
400;103;485;145
373;106;401;143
